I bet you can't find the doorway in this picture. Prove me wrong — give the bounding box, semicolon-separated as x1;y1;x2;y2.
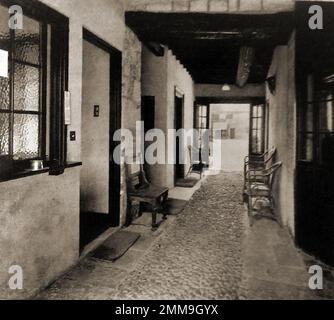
80;30;121;251
174;88;185;183
249;102;267;157
209;104;250;172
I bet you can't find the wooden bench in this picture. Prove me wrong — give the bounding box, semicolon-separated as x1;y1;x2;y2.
125;161;169;230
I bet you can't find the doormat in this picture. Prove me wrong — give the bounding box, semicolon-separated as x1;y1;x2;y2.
175;177;199;188
164;198;188;215
92;230;140;262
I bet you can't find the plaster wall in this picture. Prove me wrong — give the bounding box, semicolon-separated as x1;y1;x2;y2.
267;32;296;235
142;46;195;188
0;168;80;299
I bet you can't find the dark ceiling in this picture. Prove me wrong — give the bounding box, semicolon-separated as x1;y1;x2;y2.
126;11;295;85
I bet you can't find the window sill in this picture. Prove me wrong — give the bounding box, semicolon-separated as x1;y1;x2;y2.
65;161;83;169
0;162;82;184
0;167;51;183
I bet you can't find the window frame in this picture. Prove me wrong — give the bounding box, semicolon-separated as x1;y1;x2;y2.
0;0;69;178
298;71;334;165
249;103;266;156
0;13;47;165
194;104;210;147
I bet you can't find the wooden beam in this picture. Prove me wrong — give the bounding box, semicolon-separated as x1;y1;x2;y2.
236;47;254;87
126;11;294;34
145;42;165;57
126;11;292;84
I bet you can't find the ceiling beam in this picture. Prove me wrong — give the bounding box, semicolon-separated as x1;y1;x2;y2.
126;12;294;33
145;42;165;57
126;11;294;84
236;47;255;87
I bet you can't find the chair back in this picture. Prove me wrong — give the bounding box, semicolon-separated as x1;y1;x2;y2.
125;155;149;193
268;161;282;189
264;147;277;167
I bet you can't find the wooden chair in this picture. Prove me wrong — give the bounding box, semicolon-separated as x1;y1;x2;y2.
125;160;169;231
243;146;276;200
186;145;206;179
246;161;282;226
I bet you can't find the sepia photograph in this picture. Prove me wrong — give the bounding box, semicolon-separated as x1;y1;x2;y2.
0;0;334;308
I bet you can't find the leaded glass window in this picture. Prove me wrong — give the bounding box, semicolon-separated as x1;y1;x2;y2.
0;4;49;162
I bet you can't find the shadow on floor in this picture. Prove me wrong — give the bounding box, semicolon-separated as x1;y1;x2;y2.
242;218;334;300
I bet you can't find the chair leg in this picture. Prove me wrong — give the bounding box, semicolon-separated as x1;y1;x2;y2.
248;195;254;227
161;193;168;220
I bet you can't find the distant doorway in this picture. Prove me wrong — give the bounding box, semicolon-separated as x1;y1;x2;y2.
210;104;250;172
174;88;185;183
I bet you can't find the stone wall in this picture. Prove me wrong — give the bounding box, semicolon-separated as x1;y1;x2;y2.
120;28;142;226
122;29;142;134
126;0;295;13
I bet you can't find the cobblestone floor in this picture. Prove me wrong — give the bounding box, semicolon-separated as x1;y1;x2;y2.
37;173;246;300
36;172;334;300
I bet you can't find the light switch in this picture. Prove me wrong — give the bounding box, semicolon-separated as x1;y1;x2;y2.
94;105;100;117
70;131;76;141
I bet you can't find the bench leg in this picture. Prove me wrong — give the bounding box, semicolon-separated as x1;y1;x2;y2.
162;193;168;220
152;210;158;231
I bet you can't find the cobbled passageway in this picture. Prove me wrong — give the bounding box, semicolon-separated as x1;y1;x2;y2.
38;172;247;300
112;173;246;299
